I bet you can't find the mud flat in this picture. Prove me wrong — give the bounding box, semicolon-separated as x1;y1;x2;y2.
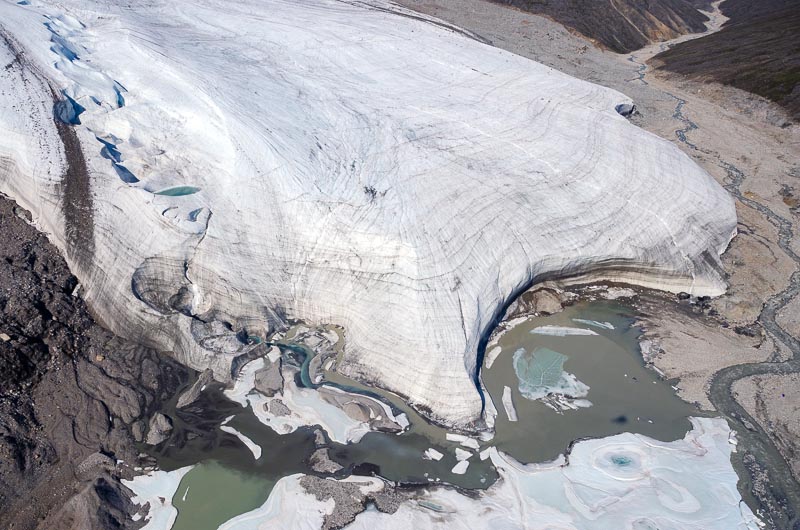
733;373;800;482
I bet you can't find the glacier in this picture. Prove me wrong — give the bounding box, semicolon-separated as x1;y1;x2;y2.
0;0;736;427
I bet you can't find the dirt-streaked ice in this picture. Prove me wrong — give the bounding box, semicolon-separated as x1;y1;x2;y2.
0;0;736;426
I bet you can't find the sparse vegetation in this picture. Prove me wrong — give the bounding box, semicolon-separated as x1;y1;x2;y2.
654;4;800;119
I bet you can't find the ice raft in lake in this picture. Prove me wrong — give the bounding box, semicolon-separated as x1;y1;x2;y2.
215;417;760;529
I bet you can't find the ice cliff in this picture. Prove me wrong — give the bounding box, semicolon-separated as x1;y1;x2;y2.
0;0;736;427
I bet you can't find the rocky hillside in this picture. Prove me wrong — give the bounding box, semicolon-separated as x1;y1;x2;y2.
0;196;187;530
653;0;799;119
715;0;792;23
488;0;712;53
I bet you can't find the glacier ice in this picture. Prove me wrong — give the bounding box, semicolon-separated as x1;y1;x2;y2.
0;0;736;426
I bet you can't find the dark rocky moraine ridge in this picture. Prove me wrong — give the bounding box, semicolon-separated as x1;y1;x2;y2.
0;195;188;530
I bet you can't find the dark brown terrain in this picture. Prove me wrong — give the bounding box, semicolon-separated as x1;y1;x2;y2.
487;0;713;53
715;0;793;23
0;195;188;530
653;0;799;119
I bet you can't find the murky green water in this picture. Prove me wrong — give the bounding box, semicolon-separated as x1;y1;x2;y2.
158;300;700;529
172;461;273;530
158;385;496;529
484;301;701;463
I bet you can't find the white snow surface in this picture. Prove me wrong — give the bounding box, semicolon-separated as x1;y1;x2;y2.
220;418;760;529
0;0;736;426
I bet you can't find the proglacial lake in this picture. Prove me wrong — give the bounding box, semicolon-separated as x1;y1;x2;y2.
155;300;701;529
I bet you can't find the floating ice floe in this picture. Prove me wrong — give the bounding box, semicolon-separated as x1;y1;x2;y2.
483;346;502;370
454;448;473;461
572;318;615;330
123;466;193;530
423;448;444;461
530;326;598;336
542;395;594;413
445;433;480;450
501;386;518;422
220;416;263;460
513;347;590;402
451;460;470;475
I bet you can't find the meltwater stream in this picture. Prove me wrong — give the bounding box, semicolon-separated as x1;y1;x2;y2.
150;300;704;529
